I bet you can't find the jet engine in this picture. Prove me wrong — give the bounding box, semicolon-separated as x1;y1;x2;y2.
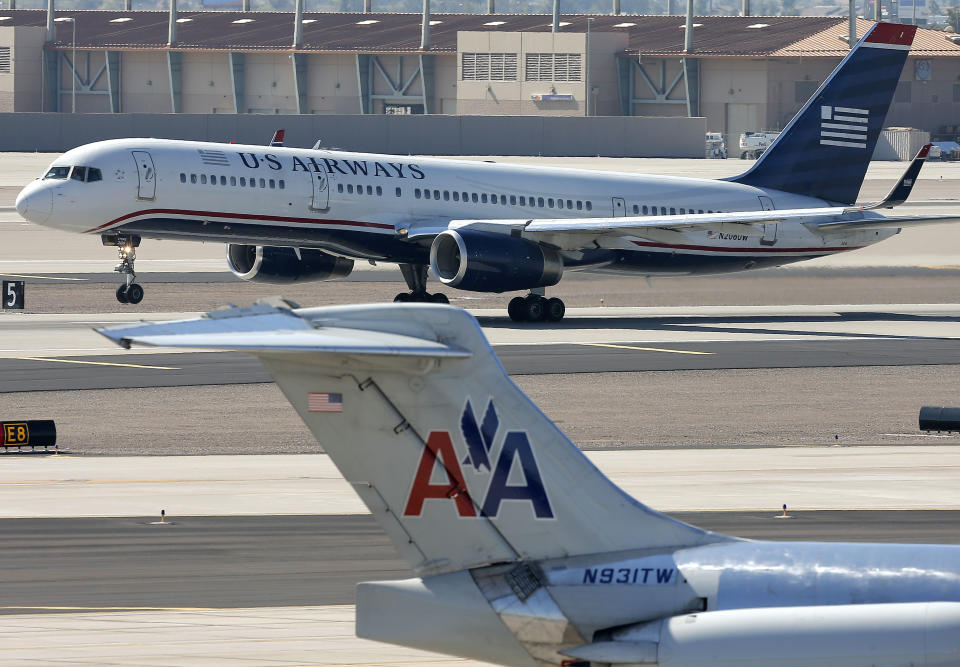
429;229;562;293
226;245;353;284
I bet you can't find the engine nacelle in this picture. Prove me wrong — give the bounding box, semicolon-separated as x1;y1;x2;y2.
430;229;562;293
226;245;353;284
566;602;960;666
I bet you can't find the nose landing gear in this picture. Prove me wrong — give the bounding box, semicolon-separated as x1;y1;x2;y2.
104;235;144;305
507;293;565;323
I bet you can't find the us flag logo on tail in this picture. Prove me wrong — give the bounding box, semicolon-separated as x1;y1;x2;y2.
820;106;868;149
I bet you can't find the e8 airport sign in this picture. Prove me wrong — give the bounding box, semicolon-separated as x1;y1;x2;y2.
0;420;57;452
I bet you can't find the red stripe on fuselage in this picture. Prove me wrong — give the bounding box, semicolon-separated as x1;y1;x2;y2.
84;208;395;234
631;240;862;254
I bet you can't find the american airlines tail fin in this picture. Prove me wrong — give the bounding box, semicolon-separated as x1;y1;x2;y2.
98;303;725;576
731;22;917;205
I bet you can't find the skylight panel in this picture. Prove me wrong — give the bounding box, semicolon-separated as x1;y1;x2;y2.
110;17;133;23
356;19;379;25
232;18;254;24
176;17;192;23
0;16;12;21
429;20;442;25
484;20;506;26
613;22;636;27
302;18;317;24
679;23;703;28
747;23;770;28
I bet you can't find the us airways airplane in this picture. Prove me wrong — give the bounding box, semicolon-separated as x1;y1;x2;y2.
16;22;959;321
100;301;960;666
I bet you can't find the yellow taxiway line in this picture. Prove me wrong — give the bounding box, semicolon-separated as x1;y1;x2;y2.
575;342;714;355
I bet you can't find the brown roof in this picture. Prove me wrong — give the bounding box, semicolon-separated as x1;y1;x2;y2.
2;9;958;57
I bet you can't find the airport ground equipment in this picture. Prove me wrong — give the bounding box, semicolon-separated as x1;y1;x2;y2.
99;302;960;667
0;420;56;452
919;405;960;432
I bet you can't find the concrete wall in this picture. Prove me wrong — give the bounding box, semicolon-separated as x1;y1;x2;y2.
0;26;44;113
0;112;707;157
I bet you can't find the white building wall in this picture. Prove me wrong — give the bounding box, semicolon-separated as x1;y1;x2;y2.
244;53;297;114
120;51;173;113
180;52;234;114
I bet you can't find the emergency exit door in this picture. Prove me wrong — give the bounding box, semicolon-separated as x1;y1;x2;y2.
132;151;156;201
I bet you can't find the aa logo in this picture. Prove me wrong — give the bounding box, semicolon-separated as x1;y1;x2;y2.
403;399;553;519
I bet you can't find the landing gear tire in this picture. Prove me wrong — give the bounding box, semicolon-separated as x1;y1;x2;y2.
394;292;411;303
125;283;144;305
508;296;527;322
116;285;129;304
545;297;565;322
394;291;448;304
524;295;546;322
429;292;449;304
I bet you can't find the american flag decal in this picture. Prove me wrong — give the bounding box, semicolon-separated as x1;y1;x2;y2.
198;149;230;166
309;392;343;413
820;106;868;149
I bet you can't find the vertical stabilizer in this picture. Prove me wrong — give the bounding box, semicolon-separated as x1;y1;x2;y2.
731;22;917;204
98;304;726;577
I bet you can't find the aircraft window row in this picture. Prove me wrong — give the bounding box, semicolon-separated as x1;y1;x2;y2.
336;183;383;197
631;204;722;215
44;165;102;182
180;172;285;190
412;188;592;211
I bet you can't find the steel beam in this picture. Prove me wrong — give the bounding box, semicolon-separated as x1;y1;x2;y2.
356;53;371;114
167;51;182;113
229;52;244;114
106;51;121;112
44;49;59;111
616;57;632;116
292;52;307;114
420;53;434;114
683;57;699;117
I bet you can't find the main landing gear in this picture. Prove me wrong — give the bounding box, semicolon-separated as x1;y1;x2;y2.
105;235;145;305
507;292;566;323
394;263;449;304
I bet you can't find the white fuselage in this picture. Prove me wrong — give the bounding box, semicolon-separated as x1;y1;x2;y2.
16;138;897;277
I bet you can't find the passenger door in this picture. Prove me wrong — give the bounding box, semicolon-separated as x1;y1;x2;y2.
612;197;626;217
758;195;776;245
309;169;329;211
132;151;156;201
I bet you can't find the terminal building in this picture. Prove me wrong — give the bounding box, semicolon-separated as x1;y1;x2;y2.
1;9;959;146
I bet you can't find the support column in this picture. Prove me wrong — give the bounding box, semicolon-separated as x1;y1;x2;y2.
612;0;620;13
168;0;177;45
292;52;307;114
44;50;59;111
106;50;121;112
420;53;434;114
849;0;856;47
167;51;182;113
684;0;694;52
45;0;54;42
242;0;249;9
124;0;131;9
552;0;560;32
487;0;494;12
363;0;371;11
420;0;430;50
229;52;244;113
874;0;881;20
615;57;632;116
9;0;15;9
683;57;699;117
293;0;303;47
356;53;371;114
741;0;749;15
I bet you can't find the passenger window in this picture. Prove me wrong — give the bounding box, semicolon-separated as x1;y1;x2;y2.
670;208;676;215
279;180;285;190
218;176;225;185
501;196;508;206
337;183;343;193
632;204;639;214
462;192;468;201
191;174;197;184
510;195;516;205
366;185;373;195
180;173;187;183
642;205;648;214
201;174;207;184
453;191;460;201
43;166;70;180
660;207;667;215
433;190;440;199
567;200;573;209
444;191;450;201
585;201;592;211
425;189;431;199
259;178;265;188
249;179;255;188
538;197;544;207
230;176;237;186
576;200;582;210
520;196;526;206
415;188;421;199
481;194;488;203
679;208;685;214
376;186;382;196
71;167;86;181
269;179;275;189
396;187;402;197
239;177;245;186
347;184;354;194
548;198;554;208
698;209;704;214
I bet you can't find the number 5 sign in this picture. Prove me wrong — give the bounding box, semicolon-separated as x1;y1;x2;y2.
3;280;24;309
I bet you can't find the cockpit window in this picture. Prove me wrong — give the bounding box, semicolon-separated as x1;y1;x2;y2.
71;166;87;181
44;166;70;180
87;167;102;182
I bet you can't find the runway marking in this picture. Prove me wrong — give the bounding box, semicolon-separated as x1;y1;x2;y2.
0;605;219;612
0;273;87;281
575;342;714;355
13;356;178;370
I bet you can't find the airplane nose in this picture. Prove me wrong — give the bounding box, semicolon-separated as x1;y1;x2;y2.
15;186;53;224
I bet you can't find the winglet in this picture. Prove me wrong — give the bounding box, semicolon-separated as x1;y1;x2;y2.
862;143;931;210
